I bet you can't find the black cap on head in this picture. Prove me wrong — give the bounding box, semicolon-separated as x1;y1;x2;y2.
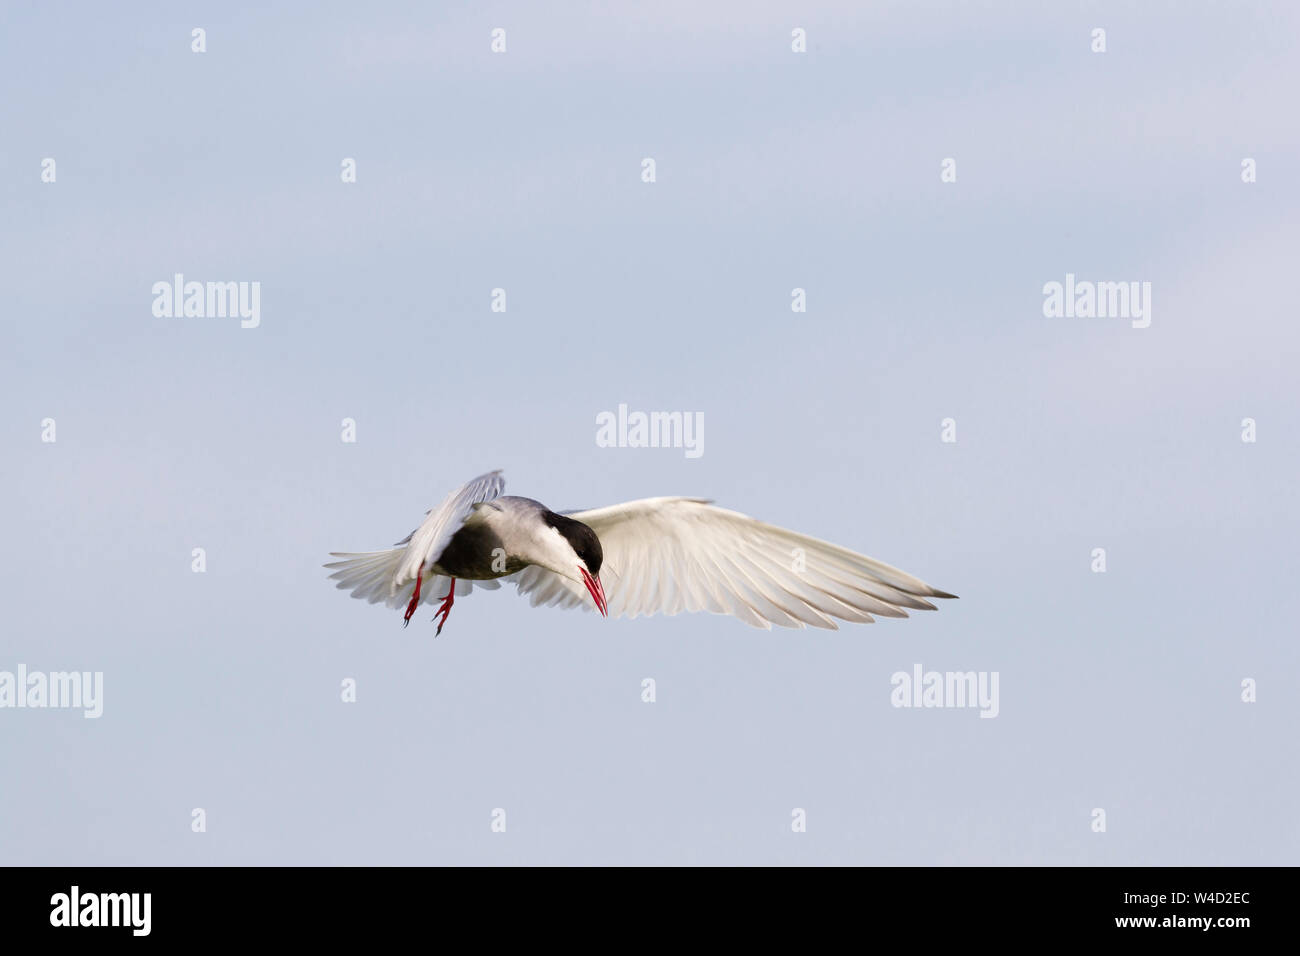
544;512;603;574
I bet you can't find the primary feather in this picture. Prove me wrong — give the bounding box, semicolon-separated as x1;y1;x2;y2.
510;497;955;629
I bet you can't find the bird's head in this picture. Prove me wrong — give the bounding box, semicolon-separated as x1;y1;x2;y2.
542;512;607;616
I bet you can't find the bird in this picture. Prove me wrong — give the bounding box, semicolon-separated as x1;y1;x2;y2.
324;470;956;635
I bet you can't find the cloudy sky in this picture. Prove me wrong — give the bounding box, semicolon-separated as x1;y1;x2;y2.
2;1;1297;864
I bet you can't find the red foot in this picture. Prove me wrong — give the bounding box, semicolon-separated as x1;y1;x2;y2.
403;572;424;628
433;579;456;636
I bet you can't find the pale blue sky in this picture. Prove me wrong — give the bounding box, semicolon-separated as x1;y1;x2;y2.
2;1;1297;864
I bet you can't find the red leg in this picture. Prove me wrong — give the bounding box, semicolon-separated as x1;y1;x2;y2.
434;578;456;636
403;572;424;628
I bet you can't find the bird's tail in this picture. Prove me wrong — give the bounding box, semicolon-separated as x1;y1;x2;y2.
324;549;409;607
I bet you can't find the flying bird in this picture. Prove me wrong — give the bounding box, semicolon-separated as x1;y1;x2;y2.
325;470;956;634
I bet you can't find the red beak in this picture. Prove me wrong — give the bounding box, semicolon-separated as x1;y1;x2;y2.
580;568;608;617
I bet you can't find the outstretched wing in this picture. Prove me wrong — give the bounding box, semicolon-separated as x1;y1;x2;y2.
325;470;506;609
510;497;955;629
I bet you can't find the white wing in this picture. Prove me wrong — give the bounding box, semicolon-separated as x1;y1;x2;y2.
325;470;505;609
511;497;955;629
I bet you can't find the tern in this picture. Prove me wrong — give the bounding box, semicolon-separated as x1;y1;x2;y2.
325;470;956;634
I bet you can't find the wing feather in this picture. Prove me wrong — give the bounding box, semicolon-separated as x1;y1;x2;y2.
513;497;955;629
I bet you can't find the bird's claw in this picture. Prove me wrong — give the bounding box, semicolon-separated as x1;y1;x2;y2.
402;574;423;629
431;580;456;637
